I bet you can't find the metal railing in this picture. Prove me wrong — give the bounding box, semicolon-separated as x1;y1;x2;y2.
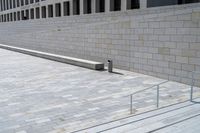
190;71;200;102
129;80;168;114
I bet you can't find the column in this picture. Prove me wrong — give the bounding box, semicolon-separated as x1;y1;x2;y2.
2;0;6;11
79;0;83;15
53;3;56;17
105;0;110;12
40;6;42;18
70;0;73;15
46;5;48;18
91;0;95;13
121;0;127;11
2;0;4;11
0;0;2;11
60;1;64;16
29;8;31;19
5;0;7;10
140;0;147;9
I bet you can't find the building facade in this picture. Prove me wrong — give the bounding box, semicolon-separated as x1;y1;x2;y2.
0;0;200;86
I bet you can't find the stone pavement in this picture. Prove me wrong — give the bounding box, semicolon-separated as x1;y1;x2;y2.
0;48;199;133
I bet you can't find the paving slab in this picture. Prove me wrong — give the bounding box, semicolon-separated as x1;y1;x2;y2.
0;48;199;133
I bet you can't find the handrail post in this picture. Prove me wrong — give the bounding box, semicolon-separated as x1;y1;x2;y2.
157;85;159;108
130;94;133;114
190;72;194;102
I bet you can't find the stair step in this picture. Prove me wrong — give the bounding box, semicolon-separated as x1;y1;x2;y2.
102;101;200;133
73;100;196;133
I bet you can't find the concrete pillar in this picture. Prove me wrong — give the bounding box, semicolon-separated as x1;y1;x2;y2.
140;0;147;9
29;8;31;19
60;1;64;16
91;0;95;13
2;0;3;11
80;0;83;15
40;6;42;18
105;0;110;12
46;5;49;18
121;0;127;11
70;0;73;15
2;0;5;11
53;3;56;17
5;0;8;10
0;0;2;11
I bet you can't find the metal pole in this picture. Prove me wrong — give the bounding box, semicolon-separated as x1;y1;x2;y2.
190;72;194;102
130;95;133;114
157;85;159;108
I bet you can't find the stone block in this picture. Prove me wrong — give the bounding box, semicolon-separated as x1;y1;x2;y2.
158;47;170;55
182;49;196;57
192;12;200;23
189;57;200;65
176;56;189;64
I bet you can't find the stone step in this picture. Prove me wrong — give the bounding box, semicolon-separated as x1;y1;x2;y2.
105;102;200;133
0;44;104;70
73;100;199;133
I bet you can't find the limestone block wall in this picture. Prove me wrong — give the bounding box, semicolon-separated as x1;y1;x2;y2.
0;3;200;86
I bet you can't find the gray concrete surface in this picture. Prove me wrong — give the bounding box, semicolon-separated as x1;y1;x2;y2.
0;48;199;133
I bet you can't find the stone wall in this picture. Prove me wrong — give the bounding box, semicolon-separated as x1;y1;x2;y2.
0;3;200;86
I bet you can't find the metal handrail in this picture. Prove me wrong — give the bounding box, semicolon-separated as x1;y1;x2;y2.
129;80;168;114
190;71;200;102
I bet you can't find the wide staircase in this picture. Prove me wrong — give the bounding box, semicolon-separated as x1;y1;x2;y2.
73;73;200;133
74;99;200;133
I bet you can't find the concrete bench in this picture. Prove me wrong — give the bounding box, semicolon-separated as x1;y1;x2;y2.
0;44;104;70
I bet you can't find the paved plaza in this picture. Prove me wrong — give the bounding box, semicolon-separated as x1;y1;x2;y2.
0;48;200;133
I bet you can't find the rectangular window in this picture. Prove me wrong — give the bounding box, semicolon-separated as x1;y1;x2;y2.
127;0;140;9
17;11;20;20
30;0;34;4
48;5;53;17
17;0;20;7
73;0;80;15
55;3;61;17
1;15;3;22
41;6;46;18
4;14;6;22
3;0;5;10
21;0;24;6
96;0;105;13
13;0;16;8
7;14;9;22
10;0;12;9
110;0;121;11
25;0;29;5
83;0;91;14
35;0;39;3
30;8;34;19
63;1;70;16
7;0;9;9
0;0;3;11
10;13;13;21
146;0;200;7
25;9;29;19
14;12;16;21
35;7;40;19
21;10;25;20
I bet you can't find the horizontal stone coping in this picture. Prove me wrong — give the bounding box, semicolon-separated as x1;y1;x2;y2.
0;44;104;70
